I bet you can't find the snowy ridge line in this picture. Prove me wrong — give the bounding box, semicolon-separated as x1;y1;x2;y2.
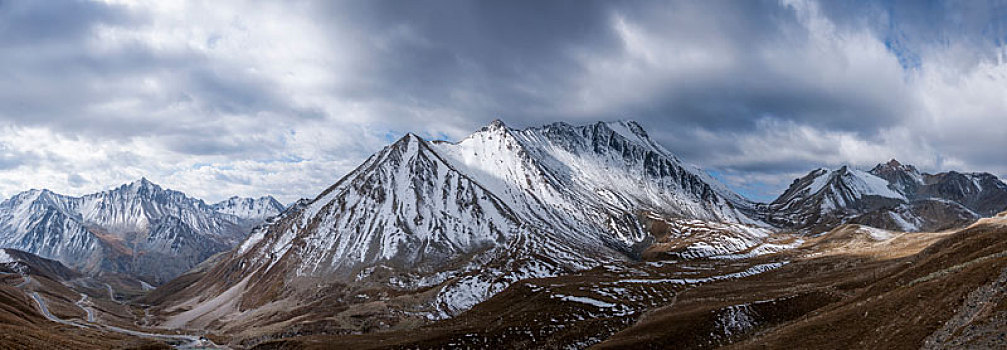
766;159;1007;232
607;262;789;285
166;120;777;328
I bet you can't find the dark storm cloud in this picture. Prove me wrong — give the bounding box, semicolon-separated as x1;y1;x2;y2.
314;0;1005;200
5;0;903;137
310;1;621;125
310;0;915;135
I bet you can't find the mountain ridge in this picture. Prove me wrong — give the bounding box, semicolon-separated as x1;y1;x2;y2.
2;121;994;349
147;120;774;337
762;159;1007;233
0;179;284;283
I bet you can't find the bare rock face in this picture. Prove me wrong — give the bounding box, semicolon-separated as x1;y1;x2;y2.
760;159;1007;233
0;179;279;283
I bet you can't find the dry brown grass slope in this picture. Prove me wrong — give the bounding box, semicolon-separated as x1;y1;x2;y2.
0;261;168;349
597;221;1007;349
248;221;1007;349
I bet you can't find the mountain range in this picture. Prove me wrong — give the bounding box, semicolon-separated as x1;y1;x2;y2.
0;178;284;283
142;120;1006;343
145;120;764;334
761;159;1007;233
0;120;1005;349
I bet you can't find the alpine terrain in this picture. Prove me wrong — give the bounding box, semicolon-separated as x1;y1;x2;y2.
144;120;778;341
762;159;1007;233
0;179;284;284
1;121;1005;350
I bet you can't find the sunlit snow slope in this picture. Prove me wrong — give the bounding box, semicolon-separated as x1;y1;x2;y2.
163;120;764;327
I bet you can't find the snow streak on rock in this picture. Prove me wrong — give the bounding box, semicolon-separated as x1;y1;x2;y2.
180;120;765;324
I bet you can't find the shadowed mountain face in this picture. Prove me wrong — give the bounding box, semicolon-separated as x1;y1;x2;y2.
761;159;1007;233
0;179;283;283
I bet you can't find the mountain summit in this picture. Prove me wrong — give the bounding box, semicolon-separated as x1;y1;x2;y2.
151;120;765;332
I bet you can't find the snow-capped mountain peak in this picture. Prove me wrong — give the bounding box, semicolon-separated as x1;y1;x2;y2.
162;120;767;328
600;120;670;156
834;166;905;200
764;160;1007;232
870;159;918;174
211;195;285;221
869;159;924;194
486;118;507;129
0;179;276;282
129;176;159;190
774;166;903;209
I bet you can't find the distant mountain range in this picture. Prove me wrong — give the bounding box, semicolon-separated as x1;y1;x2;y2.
0;178;284;283
761;159;1007;233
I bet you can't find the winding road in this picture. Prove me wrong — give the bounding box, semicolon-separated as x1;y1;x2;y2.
105;283;120;303
16;274;223;349
29;292;87;328
76;293;96;323
30;290;219;348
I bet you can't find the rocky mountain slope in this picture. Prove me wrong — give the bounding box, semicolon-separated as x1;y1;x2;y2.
0;179;281;283
255;214;1007;349
147;120;768;341
762;159;1007;233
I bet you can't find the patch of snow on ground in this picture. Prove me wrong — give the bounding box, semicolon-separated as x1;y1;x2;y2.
710;239;804;260
859;226;894;241
613;262;789;285
552;294;617;308
889;211;920;232
716;304;757;338
237;225;267;255
431;261;561;319
657;218;773;260
847;169;905;199
806;169;832;196
592;287;629;299
140;280;155;291
430;275;493;320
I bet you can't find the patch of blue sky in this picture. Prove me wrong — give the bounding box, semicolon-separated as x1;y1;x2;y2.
707;169;779;203
383;130;452;143
884;37;922;70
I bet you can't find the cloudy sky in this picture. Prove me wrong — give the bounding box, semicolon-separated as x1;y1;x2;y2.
1;0;1005;203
